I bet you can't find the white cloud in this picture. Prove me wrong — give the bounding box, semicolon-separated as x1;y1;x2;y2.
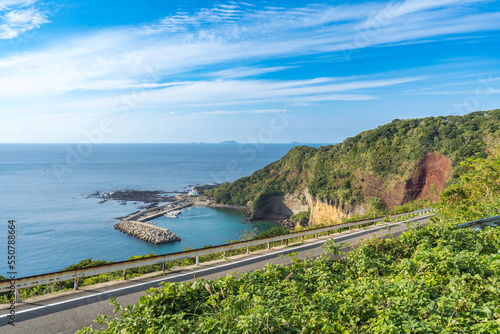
184;110;242;119
0;0;497;98
0;0;38;10
0;0;498;142
253;109;288;114
197;110;240;115
148;2;249;33
112;76;421;110
207;66;294;78
0;0;51;39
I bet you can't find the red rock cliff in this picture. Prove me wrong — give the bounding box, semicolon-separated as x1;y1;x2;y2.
402;152;452;204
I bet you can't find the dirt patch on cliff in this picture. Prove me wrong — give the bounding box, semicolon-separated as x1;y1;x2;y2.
402;152;452;204
361;152;452;208
361;174;406;208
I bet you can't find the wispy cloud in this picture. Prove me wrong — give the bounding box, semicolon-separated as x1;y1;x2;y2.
206;66;294;78
0;0;51;39
186;110;242;119
119;76;423;110
253;109;288;114
0;0;38;10
1;0;499;143
147;2;251;34
1;0;496;94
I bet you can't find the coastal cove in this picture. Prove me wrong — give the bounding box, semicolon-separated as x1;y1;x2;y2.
0;144;315;277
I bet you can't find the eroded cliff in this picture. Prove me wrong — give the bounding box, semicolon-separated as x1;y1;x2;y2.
253;152;454;226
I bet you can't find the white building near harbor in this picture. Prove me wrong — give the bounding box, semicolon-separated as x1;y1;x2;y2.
188;187;199;197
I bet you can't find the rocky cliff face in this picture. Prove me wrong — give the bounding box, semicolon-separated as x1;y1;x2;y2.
253;190;310;220
360;152;452;207
253;188;357;226
402;152;452;203
254;152;453;226
309;200;350;225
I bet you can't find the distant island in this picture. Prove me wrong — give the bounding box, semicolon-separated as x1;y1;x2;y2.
220;140;238;144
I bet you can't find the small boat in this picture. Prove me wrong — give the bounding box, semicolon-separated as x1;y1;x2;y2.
164;209;183;218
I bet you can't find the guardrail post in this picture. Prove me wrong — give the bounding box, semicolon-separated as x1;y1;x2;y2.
285;239;289;246
246;247;250;254
15;289;19;303
301;235;304;242
338;228;341;234
162;262;166;271
196;256;199;266
74;277;79;290
223;251;226;259
267;242;270;250
327;230;330;236
123;269;127;280
315;233;318;239
349;226;352;231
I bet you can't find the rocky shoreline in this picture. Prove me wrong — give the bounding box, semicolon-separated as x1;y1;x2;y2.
207;204;297;230
88;184;219;206
278;219;296;229
114;220;180;244
88;189;178;204
101;183;296;245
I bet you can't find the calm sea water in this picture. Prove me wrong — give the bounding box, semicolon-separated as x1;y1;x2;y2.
0;143;310;277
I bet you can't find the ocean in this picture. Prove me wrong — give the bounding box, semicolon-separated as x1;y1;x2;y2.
0;143;313;277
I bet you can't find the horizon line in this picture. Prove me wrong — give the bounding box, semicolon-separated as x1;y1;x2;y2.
0;142;335;145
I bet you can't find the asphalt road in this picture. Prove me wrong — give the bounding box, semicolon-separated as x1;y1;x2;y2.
0;216;428;334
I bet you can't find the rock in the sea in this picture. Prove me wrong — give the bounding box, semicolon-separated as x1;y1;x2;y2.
114;220;180;244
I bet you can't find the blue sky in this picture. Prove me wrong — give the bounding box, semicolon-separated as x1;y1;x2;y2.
0;0;499;143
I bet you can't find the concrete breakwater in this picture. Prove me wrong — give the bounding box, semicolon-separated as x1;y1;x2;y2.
114;199;192;244
114;220;180;244
126;201;192;222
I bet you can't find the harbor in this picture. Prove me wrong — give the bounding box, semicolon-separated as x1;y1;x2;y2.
114;198;194;244
132;201;193;222
113;190;214;244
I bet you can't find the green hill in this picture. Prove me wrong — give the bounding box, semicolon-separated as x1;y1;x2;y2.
80;154;500;334
206;110;500;224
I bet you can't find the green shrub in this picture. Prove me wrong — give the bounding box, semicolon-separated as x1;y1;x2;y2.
290;209;310;227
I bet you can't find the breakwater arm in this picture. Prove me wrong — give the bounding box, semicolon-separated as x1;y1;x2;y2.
115;200;192;244
114;220;180;244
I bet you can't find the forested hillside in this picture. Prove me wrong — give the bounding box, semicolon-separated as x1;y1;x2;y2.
81;153;500;334
206;110;500;218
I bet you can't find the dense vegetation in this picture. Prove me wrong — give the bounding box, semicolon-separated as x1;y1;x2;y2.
206;110;500;213
290;209;310;227
80;154;500;333
437;154;500;223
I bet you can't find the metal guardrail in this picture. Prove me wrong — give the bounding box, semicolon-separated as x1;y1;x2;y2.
0;208;434;301
457;214;500;229
389;208;432;220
